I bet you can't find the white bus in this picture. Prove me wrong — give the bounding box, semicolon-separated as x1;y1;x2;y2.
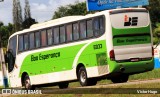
5;8;154;89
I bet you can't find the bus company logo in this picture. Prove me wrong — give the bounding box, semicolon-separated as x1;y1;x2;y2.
2;89;11;94
124;15;138;26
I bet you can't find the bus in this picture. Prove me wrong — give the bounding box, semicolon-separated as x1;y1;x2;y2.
5;8;154;89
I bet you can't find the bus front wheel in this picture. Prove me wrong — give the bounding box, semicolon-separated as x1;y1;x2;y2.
24;75;34;90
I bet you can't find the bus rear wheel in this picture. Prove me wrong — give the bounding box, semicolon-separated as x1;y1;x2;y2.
111;74;129;83
58;82;69;89
78;66;97;86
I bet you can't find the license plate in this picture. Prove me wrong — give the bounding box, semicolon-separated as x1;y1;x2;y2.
131;58;139;62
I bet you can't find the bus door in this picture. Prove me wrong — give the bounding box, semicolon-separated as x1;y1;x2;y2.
6;35;18;87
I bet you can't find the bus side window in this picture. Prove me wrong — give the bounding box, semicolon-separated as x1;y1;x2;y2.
54;27;59;44
66;24;73;42
87;19;93;38
24;34;29;50
73;23;79;40
47;28;53;46
99;17;104;35
18;35;23;52
80;21;87;39
29;33;35;49
60;26;66;43
93;18;100;37
41;30;47;47
35;31;40;48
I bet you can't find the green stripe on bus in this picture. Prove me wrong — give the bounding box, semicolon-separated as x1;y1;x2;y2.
19;40;108;77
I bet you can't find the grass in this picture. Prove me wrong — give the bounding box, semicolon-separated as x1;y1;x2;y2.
68;68;160;88
129;68;160;80
2;68;160;97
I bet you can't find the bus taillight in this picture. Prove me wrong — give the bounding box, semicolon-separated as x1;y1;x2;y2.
110;50;115;60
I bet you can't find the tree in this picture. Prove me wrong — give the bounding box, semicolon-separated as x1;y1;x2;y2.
13;0;23;32
146;0;160;44
22;0;37;29
147;0;160;28
24;0;31;20
52;2;90;19
22;18;37;29
0;22;13;47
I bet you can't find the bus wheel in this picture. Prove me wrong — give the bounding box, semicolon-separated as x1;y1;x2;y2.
78;66;97;86
58;82;69;89
24;75;34;90
111;74;129;83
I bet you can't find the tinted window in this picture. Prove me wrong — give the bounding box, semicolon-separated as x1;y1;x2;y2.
35;31;40;48
24;34;29;50
87;19;93;38
9;35;17;57
54;27;59;44
60;26;65;43
41;30;47;47
18;35;23;51
93;17;104;36
66;24;73;42
99;17;104;35
29;33;35;49
8;35;17;72
47;29;53;45
80;21;86;39
73;23;79;40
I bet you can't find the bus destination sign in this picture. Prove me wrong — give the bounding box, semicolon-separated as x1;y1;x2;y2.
87;0;149;11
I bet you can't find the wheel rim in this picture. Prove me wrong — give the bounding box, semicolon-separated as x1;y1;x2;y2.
25;78;30;89
80;71;86;83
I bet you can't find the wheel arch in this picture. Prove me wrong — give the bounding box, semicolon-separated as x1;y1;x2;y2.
21;72;28;86
76;63;86;79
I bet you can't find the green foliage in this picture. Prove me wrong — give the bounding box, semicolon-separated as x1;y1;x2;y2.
0;22;13;47
153;23;160;44
147;0;160;28
52;2;93;19
22;17;37;29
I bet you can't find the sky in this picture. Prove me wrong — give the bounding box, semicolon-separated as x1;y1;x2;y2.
0;0;85;25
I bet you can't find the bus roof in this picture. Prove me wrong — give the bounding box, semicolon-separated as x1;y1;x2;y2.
9;8;147;39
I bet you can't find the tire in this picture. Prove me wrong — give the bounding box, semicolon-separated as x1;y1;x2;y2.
111;74;129;83
58;82;69;89
78;66;97;86
24;75;35;90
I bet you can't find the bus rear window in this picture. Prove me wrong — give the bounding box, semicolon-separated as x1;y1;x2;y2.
110;9;149;28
